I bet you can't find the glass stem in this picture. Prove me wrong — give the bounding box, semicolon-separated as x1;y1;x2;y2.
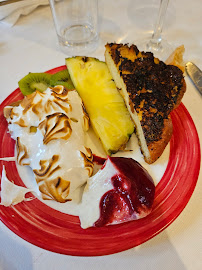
151;0;169;45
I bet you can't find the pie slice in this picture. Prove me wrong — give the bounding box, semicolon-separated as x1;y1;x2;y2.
105;43;186;164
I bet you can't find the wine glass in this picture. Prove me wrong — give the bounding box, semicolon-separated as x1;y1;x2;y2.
136;0;173;61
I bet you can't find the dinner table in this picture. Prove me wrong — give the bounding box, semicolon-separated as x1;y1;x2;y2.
0;0;201;269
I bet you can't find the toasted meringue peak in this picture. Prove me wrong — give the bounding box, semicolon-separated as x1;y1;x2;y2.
14;117;27;128
33;155;60;180
51;85;70;101
82;104;90;131
33;155;70;202
38;176;71;202
80;147;94;177
39;113;72;144
50;85;72;114
21;91;45;119
16;137;30;166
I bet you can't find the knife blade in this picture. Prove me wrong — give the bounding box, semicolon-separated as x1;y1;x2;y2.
185;62;202;96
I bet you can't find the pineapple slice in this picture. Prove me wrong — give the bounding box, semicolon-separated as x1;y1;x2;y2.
65;57;134;155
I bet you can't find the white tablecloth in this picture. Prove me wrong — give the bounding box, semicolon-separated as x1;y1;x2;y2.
0;0;201;269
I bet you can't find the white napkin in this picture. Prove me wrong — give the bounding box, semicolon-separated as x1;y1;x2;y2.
0;0;49;27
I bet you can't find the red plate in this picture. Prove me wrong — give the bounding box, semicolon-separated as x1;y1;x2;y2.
0;66;201;256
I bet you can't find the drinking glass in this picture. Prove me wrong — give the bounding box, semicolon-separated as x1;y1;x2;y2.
136;0;172;60
49;0;99;56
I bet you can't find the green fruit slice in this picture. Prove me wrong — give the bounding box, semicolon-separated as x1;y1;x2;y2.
18;73;52;96
50;69;74;90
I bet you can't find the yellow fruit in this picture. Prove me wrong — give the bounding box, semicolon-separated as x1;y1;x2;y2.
65;57;134;155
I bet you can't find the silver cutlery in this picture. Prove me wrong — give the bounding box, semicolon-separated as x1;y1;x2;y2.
185;62;202;96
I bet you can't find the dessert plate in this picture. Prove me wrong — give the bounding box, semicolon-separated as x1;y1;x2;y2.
0;66;201;256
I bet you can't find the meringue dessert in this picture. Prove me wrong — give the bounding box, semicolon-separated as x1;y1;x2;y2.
0;166;33;206
4;86;93;202
79;156;155;229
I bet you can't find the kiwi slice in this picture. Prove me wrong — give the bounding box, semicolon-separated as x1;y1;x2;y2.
18;73;52;96
50;69;74;89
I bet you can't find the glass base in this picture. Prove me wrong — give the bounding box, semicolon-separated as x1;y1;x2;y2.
57;24;99;56
135;38;173;61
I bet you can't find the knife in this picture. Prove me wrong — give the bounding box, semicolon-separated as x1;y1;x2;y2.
185;62;202;96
